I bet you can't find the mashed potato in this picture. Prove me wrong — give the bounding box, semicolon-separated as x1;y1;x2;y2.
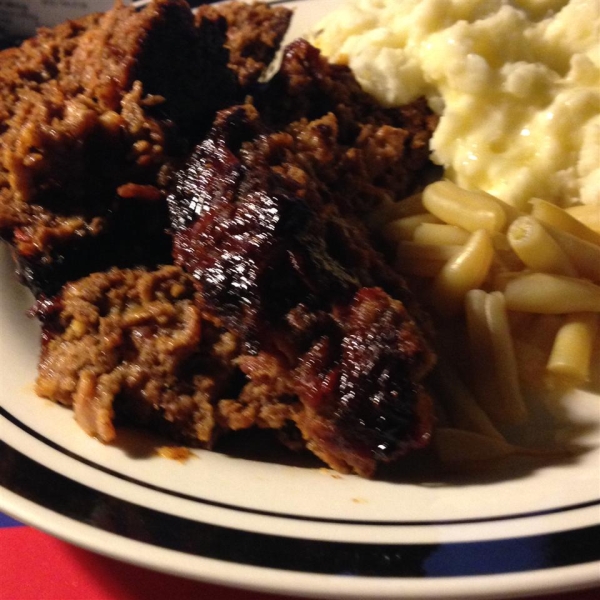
312;0;600;209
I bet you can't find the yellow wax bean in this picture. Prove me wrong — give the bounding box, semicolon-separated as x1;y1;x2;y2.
413;223;471;245
504;273;600;313
429;361;504;440
430;229;494;315
485;292;527;424
507;216;578;277
565;204;600;234
464;290;504;422
465;290;527;425
531;199;600;247
546;312;599;389
543;224;600;282
382;213;440;242
395;241;462;262
423;181;507;233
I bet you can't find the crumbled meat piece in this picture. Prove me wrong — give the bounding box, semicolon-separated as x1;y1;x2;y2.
0;0;237;296
0;14;102;129
218;352;299;431
33;264;303;447
196;1;292;87
256;39;439;215
34;266;241;446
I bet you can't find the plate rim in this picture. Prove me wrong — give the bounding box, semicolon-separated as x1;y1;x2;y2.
0;478;600;600
2;479;599;600
4;404;599;528
1;431;599;599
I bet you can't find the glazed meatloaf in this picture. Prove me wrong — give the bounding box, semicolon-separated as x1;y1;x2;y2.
168;41;439;477
35;38;438;477
0;0;291;297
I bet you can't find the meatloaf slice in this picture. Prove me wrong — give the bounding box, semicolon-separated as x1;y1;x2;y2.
0;0;237;296
33;263;304;449
167;96;436;476
33;37;437;477
34;265;242;446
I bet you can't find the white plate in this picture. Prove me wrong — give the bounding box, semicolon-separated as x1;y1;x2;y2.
1;1;599;598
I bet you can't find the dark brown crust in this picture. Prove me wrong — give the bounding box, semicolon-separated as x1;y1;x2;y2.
196;1;292;87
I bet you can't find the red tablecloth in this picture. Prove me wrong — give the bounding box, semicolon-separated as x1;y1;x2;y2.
1;515;598;600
